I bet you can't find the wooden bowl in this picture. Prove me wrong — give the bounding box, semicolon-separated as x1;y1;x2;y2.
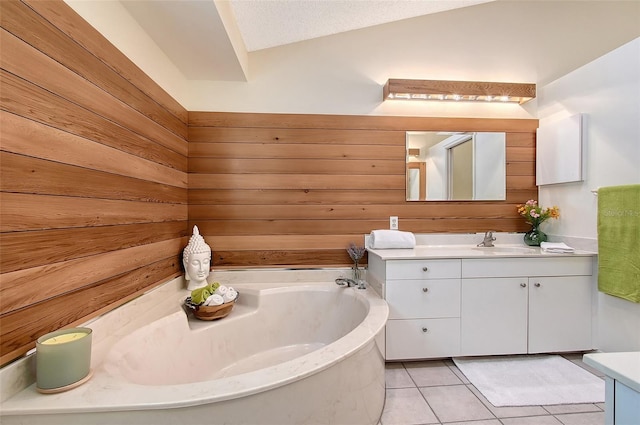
193;301;235;320
185;293;238;321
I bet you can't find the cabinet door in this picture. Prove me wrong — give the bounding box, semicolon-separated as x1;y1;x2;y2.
386;318;460;360
461;278;528;356
614;380;640;425
528;276;593;353
386;279;460;319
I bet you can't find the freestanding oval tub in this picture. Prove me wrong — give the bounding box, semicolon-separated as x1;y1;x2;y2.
0;279;388;425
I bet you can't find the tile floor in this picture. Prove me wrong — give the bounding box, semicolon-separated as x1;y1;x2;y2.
381;354;606;425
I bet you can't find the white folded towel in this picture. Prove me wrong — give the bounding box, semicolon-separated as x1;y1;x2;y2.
223;289;238;303
369;229;416;249
204;294;224;306
540;242;575;253
214;285;228;296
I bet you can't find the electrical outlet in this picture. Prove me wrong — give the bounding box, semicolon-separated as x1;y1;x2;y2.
390;216;399;230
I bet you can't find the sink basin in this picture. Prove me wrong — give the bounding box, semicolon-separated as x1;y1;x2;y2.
409;244;539;257
471;246;538;254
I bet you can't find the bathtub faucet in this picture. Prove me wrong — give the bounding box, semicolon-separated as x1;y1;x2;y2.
335;278;366;289
477;231;496;247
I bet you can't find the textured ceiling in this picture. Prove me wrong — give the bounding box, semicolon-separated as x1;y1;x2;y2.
228;0;493;52
114;0;639;85
119;0;492;80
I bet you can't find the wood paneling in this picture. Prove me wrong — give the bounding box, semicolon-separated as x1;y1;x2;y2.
0;0;540;367
189;112;538;132
189;189;408;205
188;113;538;268
0;256;181;364
0;0;188;365
0;1;186;137
1;69;187;171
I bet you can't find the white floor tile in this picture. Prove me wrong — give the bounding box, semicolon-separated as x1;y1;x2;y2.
446;363;470;384
543;403;602;415
385;363;415;389
501;416;564;425
382;357;604;425
555;411;605;425
381;387;439;425
404;360;463;387
419;385;494;423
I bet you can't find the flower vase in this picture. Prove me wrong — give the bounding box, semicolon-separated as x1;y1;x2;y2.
352;263;361;281
524;225;547;246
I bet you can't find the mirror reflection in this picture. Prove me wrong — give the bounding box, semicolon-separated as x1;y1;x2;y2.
406;131;506;201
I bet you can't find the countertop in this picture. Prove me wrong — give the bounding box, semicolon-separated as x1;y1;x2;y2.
583;352;640;393
367;244;597;260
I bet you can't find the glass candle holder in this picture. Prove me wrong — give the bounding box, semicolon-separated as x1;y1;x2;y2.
36;327;92;393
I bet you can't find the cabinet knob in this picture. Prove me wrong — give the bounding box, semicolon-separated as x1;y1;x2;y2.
422;266;429;272
534;282;541;287
422;287;429;293
520;283;527;287
422;327;428;333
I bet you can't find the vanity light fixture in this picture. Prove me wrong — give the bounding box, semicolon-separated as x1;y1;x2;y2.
383;79;536;104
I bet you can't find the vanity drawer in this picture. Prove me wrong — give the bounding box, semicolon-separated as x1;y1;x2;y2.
462;256;593;278
387;259;461;280
386;318;460;360
386;279;461;319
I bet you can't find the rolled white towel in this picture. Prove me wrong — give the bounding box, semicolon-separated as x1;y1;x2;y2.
369;229;416;249
214;285;228;296
223;289;238;303
204;294;224;306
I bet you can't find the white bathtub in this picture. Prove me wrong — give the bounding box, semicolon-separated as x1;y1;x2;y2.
0;273;388;425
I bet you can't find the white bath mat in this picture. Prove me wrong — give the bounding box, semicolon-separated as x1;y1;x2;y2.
453;355;605;407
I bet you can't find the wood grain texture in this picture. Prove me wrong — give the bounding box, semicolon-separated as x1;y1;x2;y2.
189;111;538;132
188;158;403;174
0;256;181;364
2;0;187;135
0;28;187;156
0;0;188;365
0;222;188;273
24;0;187;125
188;112;539;269
1;70;187;172
0;193;188;231
188;189;408;205
1;152;187;203
0;238;184;314
0;0;540;366
0;111;187;187
188;127;406;145
383;79;536;100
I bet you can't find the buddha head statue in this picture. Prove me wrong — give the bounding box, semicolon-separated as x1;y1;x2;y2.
182;225;212;290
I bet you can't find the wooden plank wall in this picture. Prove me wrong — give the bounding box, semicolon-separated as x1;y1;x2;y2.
0;0;189;365
0;0;539;366
188;113;538;268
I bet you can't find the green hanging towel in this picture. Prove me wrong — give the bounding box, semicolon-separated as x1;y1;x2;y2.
597;184;640;303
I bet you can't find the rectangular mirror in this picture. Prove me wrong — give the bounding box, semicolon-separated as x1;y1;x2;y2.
406;131;506;201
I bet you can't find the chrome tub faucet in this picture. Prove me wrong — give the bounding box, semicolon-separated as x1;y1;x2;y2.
335;278;366;289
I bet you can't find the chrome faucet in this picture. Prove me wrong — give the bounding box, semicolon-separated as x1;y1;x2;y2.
335;278;366;289
477;231;496;247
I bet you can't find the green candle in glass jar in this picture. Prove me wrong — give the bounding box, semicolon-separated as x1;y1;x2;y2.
36;327;92;392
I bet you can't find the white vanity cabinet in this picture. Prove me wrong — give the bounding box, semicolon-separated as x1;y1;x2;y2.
460;257;594;356
371;259;461;360
367;247;596;361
